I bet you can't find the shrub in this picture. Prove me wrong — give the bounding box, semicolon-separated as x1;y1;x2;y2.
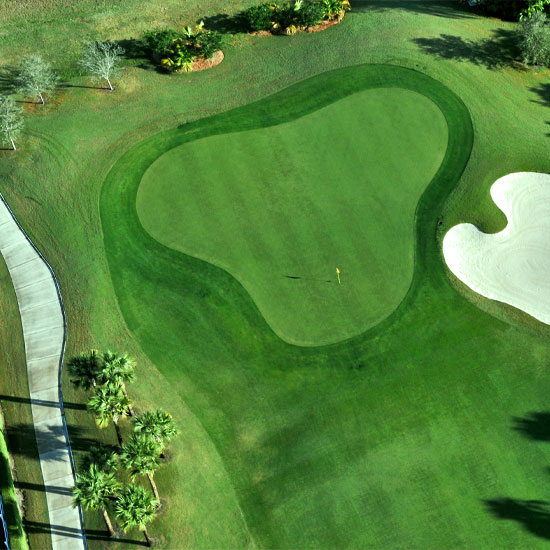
197;31;223;59
161;41;195;72
320;0;350;20
461;0;550;21
241;3;273;31
143;29;180;56
519;12;550;65
296;2;325;27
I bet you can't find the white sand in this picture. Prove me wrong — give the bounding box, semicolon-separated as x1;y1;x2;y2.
443;172;550;324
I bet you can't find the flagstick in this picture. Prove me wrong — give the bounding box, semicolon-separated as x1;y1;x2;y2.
336;267;341;285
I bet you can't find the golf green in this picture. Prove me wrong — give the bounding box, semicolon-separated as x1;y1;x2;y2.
137;88;448;345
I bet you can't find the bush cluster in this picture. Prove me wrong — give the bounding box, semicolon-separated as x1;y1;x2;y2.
519;11;550;65
461;0;550;21
143;24;223;71
241;0;350;35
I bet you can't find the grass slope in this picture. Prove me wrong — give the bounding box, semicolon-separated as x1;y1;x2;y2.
137;87;448;345
1;1;550;548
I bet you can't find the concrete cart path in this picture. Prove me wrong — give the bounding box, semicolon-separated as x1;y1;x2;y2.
0;194;86;550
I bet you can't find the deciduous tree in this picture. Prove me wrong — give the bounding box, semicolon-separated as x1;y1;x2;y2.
16;54;59;104
78;41;124;91
0;96;23;151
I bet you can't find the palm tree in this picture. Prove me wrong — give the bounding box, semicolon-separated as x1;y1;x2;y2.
73;464;120;537
67;349;102;390
115;484;158;546
80;443;119;472
133;409;178;458
87;385;131;446
99;351;136;415
120;433;162;501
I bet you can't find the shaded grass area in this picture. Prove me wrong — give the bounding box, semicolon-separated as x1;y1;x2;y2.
0;254;50;550
137;87;448;345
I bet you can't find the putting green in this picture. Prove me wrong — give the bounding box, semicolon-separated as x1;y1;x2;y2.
137;88;448;345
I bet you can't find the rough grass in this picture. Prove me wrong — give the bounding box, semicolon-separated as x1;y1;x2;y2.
0;0;550;548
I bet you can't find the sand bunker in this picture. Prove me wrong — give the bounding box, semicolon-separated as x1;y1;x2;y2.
443;172;550;324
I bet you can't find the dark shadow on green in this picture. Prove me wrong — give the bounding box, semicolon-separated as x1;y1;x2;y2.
5;423;99;459
0;66;17;94
0;393;86;410
202;13;246;34
513;412;550;441
484;499;550;540
353;0;475;18
413;29;522;70
15;480;71;496
530;83;550;108
24;519;148;546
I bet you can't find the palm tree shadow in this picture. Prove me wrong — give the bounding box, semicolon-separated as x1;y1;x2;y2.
412;29;522;70
22;520;148;546
512;412;550;441
484;499;550;540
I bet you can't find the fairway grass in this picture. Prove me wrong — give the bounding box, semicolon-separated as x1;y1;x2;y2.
137;87;448;345
2;1;550;548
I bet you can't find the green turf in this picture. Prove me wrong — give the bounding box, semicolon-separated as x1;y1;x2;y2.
2;1;550;548
137;87;448;344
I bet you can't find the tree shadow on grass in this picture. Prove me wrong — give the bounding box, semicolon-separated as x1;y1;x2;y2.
530;82;550;108
352;0;476;18
202;13;246;34
0;66;17;94
512;412;550;441
118;38;160;72
5;423;99;460
412;29;522;70
23;520;148;546
484;499;550;540
0;393;86;411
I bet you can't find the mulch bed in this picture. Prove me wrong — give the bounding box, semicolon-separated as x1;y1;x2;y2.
191;50;225;72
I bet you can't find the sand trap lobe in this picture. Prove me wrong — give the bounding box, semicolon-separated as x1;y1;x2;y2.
443;172;550;324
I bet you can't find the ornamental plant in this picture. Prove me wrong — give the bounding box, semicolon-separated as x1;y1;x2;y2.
241;0;349;35
142;24;223;71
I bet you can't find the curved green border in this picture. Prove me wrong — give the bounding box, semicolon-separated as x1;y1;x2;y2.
100;63;473;350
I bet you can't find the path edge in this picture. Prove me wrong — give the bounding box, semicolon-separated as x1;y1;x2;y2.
0;191;88;549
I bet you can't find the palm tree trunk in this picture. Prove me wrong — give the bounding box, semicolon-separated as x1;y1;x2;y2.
106;77;113;91
113;419;123;447
147;473;160;502
142;526;152;547
121;384;134;417
102;508;115;537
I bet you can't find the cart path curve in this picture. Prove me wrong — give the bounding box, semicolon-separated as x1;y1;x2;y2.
0;193;86;550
